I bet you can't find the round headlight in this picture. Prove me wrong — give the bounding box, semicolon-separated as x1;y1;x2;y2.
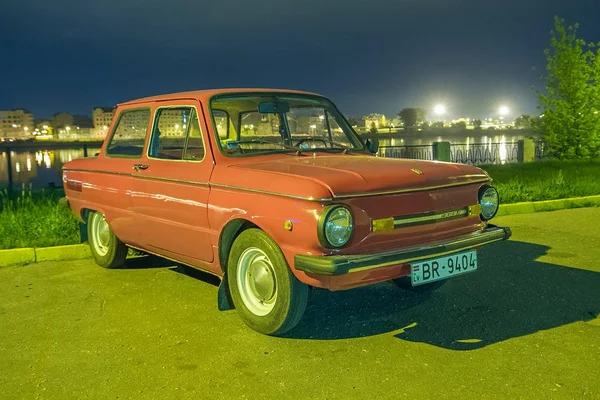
479;185;499;220
318;206;354;248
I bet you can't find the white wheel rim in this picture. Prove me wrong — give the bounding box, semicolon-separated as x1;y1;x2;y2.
236;247;277;316
90;213;110;257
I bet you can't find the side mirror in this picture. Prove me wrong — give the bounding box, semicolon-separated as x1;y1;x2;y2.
365;138;379;154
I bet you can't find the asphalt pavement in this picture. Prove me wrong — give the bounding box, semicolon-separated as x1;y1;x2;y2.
1;208;599;399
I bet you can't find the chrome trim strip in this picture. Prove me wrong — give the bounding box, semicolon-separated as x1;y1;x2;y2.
209;183;333;202
393;208;468;227
63;168;210;186
133;174;210;186
63;168;130;176
333;178;490;199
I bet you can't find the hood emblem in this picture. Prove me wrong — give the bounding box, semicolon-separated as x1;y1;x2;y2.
411;168;424;175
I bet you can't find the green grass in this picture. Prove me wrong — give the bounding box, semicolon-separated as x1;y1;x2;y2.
481;159;600;204
0;186;80;250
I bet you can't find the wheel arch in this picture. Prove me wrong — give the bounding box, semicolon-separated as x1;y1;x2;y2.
218;218;260;273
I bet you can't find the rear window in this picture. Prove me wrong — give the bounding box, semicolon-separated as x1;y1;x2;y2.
106;108;151;157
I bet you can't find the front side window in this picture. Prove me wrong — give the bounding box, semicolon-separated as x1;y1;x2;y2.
106;109;151;157
148;107;205;161
210;94;364;157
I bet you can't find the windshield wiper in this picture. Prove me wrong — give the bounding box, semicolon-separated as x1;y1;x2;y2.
294;137;352;154
234;140;305;155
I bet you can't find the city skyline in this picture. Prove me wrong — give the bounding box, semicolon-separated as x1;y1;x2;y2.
1;0;599;119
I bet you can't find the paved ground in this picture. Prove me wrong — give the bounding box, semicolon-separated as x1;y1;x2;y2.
1;208;599;399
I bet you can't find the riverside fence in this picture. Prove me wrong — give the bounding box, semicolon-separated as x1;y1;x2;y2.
377;139;548;165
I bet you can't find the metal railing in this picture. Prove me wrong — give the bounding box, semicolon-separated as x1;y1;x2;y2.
378;141;549;165
450;142;519;164
378;145;433;161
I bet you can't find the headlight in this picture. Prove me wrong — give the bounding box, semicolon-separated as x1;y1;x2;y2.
478;185;499;220
318;205;354;248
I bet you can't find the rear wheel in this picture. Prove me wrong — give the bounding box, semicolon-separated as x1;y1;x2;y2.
227;229;308;335
87;211;128;269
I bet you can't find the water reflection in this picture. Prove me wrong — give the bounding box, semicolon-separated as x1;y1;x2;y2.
0;147;101;189
378;132;533;165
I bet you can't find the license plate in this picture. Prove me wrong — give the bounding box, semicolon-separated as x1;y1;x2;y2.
411;250;477;286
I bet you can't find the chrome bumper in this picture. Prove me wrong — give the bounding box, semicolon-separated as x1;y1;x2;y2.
294;225;511;276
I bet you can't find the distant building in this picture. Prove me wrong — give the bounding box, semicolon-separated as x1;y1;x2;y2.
92;107;115;135
0;109;34;139
363;113;387;129
57;126;96;140
388;117;402;128
73;114;94;128
52;112;74;129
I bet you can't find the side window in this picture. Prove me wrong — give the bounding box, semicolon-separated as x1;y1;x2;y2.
106;109;150;157
212;110;229;139
149;107;205;161
183;112;205;161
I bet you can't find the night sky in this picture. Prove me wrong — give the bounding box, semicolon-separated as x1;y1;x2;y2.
1;0;599;120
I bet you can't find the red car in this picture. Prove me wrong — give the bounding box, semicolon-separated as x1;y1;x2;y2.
63;89;510;335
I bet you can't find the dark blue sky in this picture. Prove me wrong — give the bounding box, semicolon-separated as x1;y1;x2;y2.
1;0;599;120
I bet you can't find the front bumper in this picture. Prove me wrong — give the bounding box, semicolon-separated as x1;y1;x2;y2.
295;225;511;276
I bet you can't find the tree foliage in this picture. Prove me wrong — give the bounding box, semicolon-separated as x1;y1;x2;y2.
514;114;534;129
369;122;378;134
536;17;600;159
398;108;425;127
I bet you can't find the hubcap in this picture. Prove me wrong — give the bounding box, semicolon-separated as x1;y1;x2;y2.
236;247;277;316
91;213;110;257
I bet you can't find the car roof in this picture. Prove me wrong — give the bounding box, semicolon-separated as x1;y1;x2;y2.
119;88;322;106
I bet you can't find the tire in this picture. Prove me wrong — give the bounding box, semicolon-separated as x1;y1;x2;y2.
87;211;128;269
227;228;309;335
391;276;446;292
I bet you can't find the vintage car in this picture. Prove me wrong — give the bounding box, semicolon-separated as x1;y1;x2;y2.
63;88;511;335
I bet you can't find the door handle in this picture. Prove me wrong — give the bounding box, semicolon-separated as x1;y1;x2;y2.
133;164;149;171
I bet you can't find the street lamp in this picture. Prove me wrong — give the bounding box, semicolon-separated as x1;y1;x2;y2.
499;106;510;116
434;104;446;116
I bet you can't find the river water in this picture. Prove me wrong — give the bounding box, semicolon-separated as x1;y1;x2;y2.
0;131;538;189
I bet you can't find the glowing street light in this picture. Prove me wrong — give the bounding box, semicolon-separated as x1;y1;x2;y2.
434;104;446;116
499;106;510;116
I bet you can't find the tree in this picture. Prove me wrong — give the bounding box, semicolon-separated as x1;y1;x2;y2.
535;17;600;159
514;114;534;129
369;122;378;134
398;108;426;128
430;121;444;128
452;121;467;129
473;119;482;129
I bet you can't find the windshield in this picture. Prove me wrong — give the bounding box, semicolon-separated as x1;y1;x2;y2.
210;94;364;157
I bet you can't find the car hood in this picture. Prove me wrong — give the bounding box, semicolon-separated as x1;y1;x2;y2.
226;154;489;199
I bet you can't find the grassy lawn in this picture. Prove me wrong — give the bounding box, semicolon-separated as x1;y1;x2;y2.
481;159;600;204
0;188;80;250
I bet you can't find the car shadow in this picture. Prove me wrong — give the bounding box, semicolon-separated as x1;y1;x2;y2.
282;240;600;349
121;254;221;287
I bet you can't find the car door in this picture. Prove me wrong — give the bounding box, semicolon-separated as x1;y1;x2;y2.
94;106;152;247
130;101;214;263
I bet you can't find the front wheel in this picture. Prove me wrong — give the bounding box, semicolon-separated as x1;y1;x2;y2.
227;229;308;335
87;211;128;269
